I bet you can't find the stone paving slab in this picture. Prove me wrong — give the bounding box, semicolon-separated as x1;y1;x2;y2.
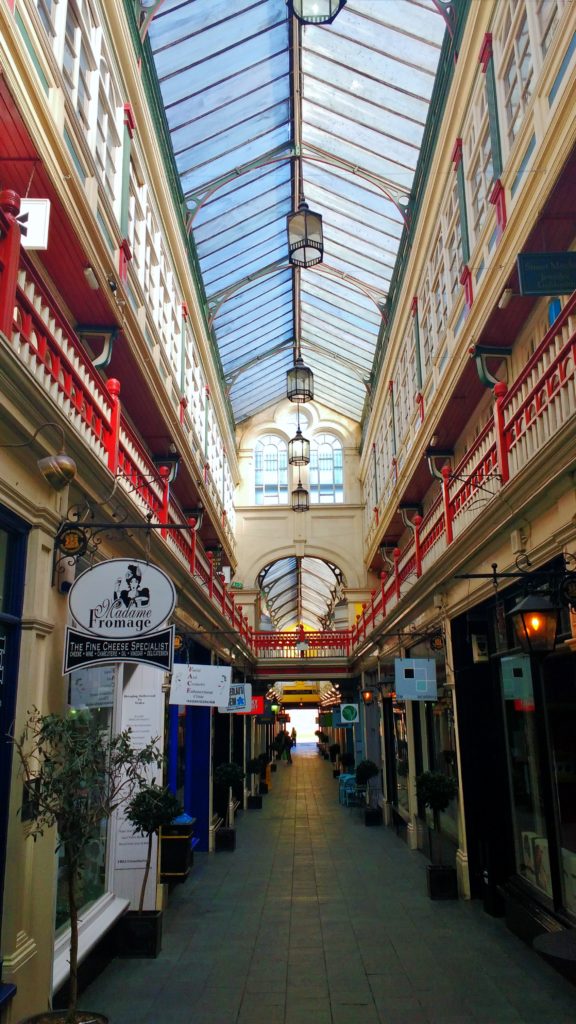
83;745;576;1023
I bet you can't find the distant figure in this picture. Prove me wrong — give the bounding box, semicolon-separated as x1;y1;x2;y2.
291;727;297;747
284;731;293;765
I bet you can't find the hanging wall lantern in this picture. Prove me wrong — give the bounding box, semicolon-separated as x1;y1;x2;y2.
287;200;323;268
507;592;559;654
292;475;310;513
288;425;310;466
288;0;347;24
287;352;314;403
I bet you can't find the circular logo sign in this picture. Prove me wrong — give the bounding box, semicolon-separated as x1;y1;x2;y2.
341;704;359;723
68;559;176;638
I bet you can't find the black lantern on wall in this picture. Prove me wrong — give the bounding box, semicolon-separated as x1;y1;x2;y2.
287;351;314;403
288;0;347;24
287;200;323;268
507;593;560;654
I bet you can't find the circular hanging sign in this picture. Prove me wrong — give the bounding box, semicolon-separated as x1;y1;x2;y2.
340;704;359;723
68;559;176;638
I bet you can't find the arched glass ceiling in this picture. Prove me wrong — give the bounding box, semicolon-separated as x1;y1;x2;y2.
147;0;447;424
259;557;343;631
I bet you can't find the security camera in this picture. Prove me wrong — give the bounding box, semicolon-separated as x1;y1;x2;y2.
108;278;117;293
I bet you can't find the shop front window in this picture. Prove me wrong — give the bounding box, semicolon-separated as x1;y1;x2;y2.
502;655;551;898
392;701;409;812
543;664;576;915
56;674;115;930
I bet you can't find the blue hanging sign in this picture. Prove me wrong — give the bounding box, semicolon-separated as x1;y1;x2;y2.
517;252;576;296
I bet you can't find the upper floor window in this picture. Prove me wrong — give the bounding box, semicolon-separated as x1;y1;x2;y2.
255;435;288;506
464;79;494;245
497;2;534;149
95;54;121;205
310;434;343;504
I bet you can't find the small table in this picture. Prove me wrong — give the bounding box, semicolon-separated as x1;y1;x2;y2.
533;929;576;982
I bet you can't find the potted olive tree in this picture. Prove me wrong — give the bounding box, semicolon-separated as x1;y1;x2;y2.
246;757;263;809
117;784;182;958
356;759;382;825
329;742;341;777
13;707;162;1024
213;762;244;850
416;770;459;899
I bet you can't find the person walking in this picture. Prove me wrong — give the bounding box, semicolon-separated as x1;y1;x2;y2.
284;731;293;765
291;727;297;747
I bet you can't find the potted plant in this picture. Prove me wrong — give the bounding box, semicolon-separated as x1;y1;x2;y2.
339;752;355;771
116;784;182;958
317;731;330;758
213;762;244;850
329;742;341;767
13;707;162;1023
416;770;459;899
257;752;269;794
246;757;263;809
356;759;382;825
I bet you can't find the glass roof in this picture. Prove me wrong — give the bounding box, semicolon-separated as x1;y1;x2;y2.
259;556;343;630
148;0;447;425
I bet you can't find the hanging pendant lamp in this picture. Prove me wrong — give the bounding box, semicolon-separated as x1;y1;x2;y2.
287;347;314;403
292;471;310;513
287;199;323;268
288;409;310;466
288;0;347;25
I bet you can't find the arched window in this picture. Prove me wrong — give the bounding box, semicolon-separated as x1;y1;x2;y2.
310;434;343;504
255;435;288;505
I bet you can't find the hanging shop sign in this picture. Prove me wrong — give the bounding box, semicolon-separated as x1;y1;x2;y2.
169;664;232;707
339;704;359;723
218;682;252;713
517;251;576;296
20;198;51;249
237;695;265;716
63;625;174;674
394;658;437;701
68;559;176;639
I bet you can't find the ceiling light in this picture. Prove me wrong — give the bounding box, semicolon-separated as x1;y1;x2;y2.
287;200;323;268
288;0;347;24
498;288;514;309
288;408;310;465
287;352;314;403
83;266;99;290
292;474;310;513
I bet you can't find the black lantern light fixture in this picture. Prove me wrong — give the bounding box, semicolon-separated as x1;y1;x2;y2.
291;471;310;513
287;199;323;267
507;592;560;654
288;0;347;25
288;408;310;466
287;345;314;404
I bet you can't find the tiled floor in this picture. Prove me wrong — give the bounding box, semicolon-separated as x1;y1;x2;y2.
83;746;576;1023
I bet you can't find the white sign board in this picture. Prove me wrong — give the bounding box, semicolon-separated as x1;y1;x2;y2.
20;198;51;249
169;664;232;707
68;559;176;638
218;682;252;713
70;664;116;708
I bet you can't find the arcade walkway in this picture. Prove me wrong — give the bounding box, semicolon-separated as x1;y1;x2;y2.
83;747;576;1024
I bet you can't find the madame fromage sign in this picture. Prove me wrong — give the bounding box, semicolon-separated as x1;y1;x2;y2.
64;560;176;674
69;559;176;637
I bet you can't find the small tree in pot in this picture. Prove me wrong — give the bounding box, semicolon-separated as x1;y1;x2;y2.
416;770;459;898
246;757;263;808
355;759;382;822
117;784;182;958
13;707;162;1023
213;762;244;849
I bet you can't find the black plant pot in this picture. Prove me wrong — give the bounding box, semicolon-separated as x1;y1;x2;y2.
271;763;277;772
332;769;341;778
247;794;262;809
215;827;236;851
364;806;383;826
426;864;458;900
116;909;163;958
259;781;269;794
19;1014;109;1023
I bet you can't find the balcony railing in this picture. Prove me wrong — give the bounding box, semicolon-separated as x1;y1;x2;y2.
350;290;576;651
0;202;245;646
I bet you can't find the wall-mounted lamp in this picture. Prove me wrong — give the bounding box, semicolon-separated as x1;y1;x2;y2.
507;593;559;654
83;266;99;290
0;422;77;491
361;688;376;705
497;287;514;309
